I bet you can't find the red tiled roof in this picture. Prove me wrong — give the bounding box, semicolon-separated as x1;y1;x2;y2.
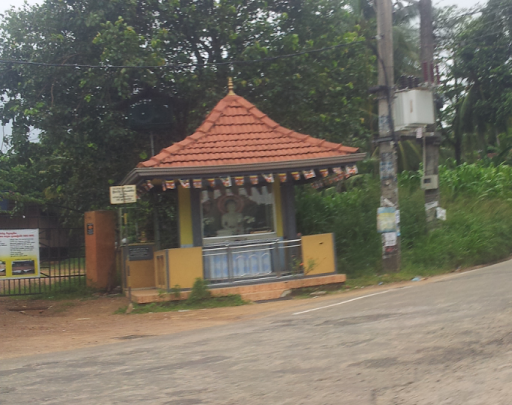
138;94;359;168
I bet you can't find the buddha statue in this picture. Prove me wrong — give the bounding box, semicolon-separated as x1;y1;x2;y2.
221;200;243;234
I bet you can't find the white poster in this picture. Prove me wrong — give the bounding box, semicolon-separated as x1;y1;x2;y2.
436;207;447;221
383;232;397;247
0;229;40;279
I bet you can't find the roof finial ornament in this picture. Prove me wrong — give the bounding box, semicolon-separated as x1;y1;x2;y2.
228;77;235;95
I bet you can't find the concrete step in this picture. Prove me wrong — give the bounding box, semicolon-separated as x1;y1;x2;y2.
130;273;346;304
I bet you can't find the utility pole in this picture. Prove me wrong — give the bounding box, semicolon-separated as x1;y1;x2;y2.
376;0;400;271
420;0;440;228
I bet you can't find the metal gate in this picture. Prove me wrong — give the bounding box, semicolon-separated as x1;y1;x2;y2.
0;205;85;297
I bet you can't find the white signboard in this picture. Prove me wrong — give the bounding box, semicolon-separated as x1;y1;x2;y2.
110;185;137;204
383;232;397;247
436;207;447;221
0;229;40;279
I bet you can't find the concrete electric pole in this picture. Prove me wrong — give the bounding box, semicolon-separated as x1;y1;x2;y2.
376;0;400;272
420;0;441;228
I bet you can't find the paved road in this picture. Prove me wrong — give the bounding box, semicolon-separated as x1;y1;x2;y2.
2;261;512;405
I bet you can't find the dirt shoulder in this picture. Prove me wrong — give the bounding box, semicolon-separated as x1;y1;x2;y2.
0;269;482;360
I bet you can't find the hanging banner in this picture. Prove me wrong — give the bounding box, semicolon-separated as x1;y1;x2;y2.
208;178;216;188
250;175;259;185
221;176;232;187
235;176;245;186
263;173;274;183
319;169;329;178
278;173;287;183
179;179;190;189
303;169;316;180
165;180;176;190
0;229;40;280
193;179;203;188
346;165;358;177
291;172;301;181
143;180;154;191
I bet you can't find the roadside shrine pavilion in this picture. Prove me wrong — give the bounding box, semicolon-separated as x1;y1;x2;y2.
120;81;366;301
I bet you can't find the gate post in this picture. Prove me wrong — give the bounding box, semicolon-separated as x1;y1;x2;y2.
85;211;116;291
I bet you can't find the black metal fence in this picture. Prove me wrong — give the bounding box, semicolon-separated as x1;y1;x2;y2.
0;205;85;297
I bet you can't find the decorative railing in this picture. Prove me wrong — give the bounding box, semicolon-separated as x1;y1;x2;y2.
202;239;302;284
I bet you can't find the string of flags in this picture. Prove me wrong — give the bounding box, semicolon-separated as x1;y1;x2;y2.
311;165;358;189
139;165;358;195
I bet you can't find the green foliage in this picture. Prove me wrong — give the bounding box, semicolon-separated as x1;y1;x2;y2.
297;163;512;278
0;0;379;213
403;199;512;272
436;1;512;164
296;175;382;276
401;162;512;272
187;278;211;303
439;162;512;200
0;155;45;212
171;284;182;299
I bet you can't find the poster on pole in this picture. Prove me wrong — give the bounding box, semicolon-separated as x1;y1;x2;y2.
0;229;40;279
377;207;397;233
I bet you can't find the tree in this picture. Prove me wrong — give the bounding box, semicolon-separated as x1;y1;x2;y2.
0;0;376;211
436;0;512;164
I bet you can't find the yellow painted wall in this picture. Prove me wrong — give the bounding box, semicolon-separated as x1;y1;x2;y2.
273;181;284;238
301;233;336;275
154;250;167;289
178;186;194;247
168;247;203;289
126;258;156;289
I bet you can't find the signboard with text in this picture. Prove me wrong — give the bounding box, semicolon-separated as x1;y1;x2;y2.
0;229;40;279
110;185;137;204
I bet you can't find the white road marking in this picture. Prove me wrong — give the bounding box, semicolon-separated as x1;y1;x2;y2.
435;268;484;280
292;265;493;316
293;287;411;315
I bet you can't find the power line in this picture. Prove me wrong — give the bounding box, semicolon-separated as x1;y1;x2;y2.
0;40;369;70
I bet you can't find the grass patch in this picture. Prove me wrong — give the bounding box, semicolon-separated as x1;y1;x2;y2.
117;294;248;314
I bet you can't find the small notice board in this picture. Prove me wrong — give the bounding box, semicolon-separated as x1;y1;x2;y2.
110;185;137;204
0;229;40;279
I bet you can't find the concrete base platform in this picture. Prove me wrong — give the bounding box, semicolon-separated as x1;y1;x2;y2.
129;274;346;304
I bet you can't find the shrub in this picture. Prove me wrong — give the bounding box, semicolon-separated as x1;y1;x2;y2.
296;163;512;279
187;278;211;303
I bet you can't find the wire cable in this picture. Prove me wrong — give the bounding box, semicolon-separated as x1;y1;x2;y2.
0;40;369;70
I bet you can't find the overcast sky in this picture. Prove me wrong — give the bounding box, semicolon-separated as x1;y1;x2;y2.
0;0;485;13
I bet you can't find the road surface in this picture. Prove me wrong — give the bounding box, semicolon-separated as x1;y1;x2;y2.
1;261;512;404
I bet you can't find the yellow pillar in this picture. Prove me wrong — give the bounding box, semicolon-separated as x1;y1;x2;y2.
178;186;194;247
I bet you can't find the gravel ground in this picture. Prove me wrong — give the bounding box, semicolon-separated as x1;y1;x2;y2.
1;261;512;404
